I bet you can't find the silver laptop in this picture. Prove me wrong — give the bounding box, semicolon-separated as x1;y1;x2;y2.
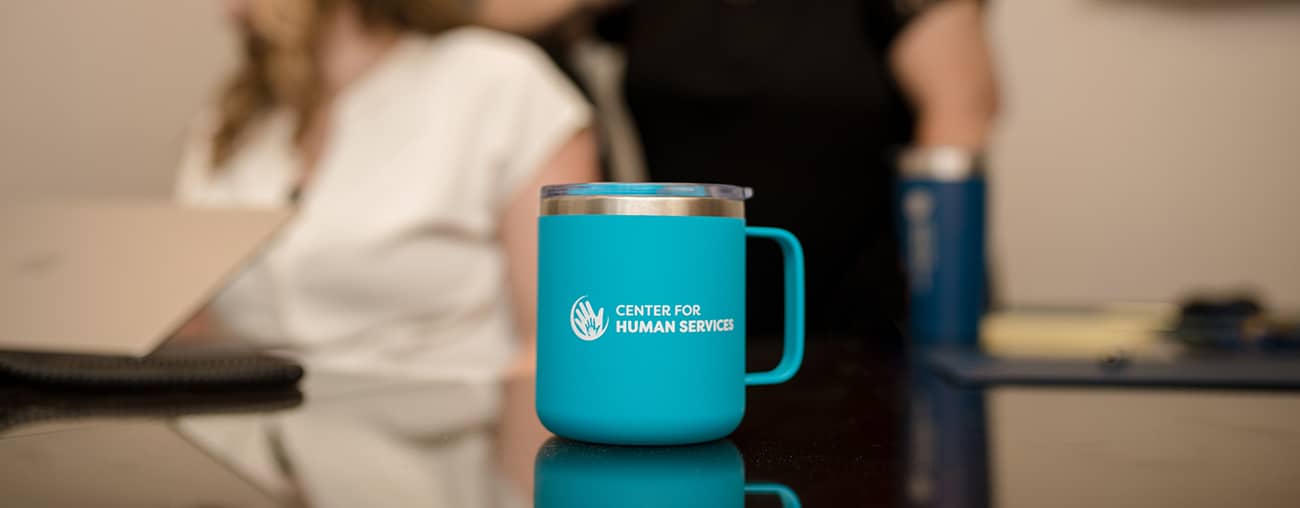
0;201;289;357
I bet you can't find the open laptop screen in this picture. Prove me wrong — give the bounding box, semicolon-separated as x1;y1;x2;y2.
0;202;288;356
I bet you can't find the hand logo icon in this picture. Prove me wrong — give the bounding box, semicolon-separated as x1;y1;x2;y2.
570;295;609;341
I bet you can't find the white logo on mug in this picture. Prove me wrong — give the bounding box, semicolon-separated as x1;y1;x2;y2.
570;295;609;341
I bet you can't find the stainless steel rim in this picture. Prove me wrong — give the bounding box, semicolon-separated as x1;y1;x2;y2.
540;196;745;218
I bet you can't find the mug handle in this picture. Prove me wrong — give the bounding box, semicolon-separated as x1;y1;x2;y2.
744;482;803;508
743;227;805;386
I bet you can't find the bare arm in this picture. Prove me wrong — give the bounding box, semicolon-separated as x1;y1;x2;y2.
499;127;600;372
889;0;999;148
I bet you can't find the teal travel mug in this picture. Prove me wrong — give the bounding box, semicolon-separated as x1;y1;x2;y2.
536;183;806;445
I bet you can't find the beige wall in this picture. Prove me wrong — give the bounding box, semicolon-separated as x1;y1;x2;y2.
2;0;1297;309
989;0;1300;309
0;1;233;198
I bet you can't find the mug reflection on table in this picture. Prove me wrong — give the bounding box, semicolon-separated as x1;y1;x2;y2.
534;438;801;508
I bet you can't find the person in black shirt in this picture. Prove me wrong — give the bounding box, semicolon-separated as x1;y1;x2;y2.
481;0;998;339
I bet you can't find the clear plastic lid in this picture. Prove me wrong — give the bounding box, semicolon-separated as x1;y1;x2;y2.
541;183;753;201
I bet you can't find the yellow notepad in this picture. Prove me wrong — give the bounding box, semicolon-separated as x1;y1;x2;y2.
980;303;1175;359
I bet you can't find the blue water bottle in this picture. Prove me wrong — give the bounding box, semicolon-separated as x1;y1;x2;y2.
898;147;986;347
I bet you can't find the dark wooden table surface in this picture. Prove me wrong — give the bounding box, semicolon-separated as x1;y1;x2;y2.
2;335;1298;507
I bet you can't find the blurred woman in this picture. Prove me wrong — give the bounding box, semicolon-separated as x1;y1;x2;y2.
175;0;596;377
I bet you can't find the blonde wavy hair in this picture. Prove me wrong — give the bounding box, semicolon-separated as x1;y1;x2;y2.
212;0;468;166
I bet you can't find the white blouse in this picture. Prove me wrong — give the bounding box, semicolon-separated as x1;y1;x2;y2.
175;28;590;379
